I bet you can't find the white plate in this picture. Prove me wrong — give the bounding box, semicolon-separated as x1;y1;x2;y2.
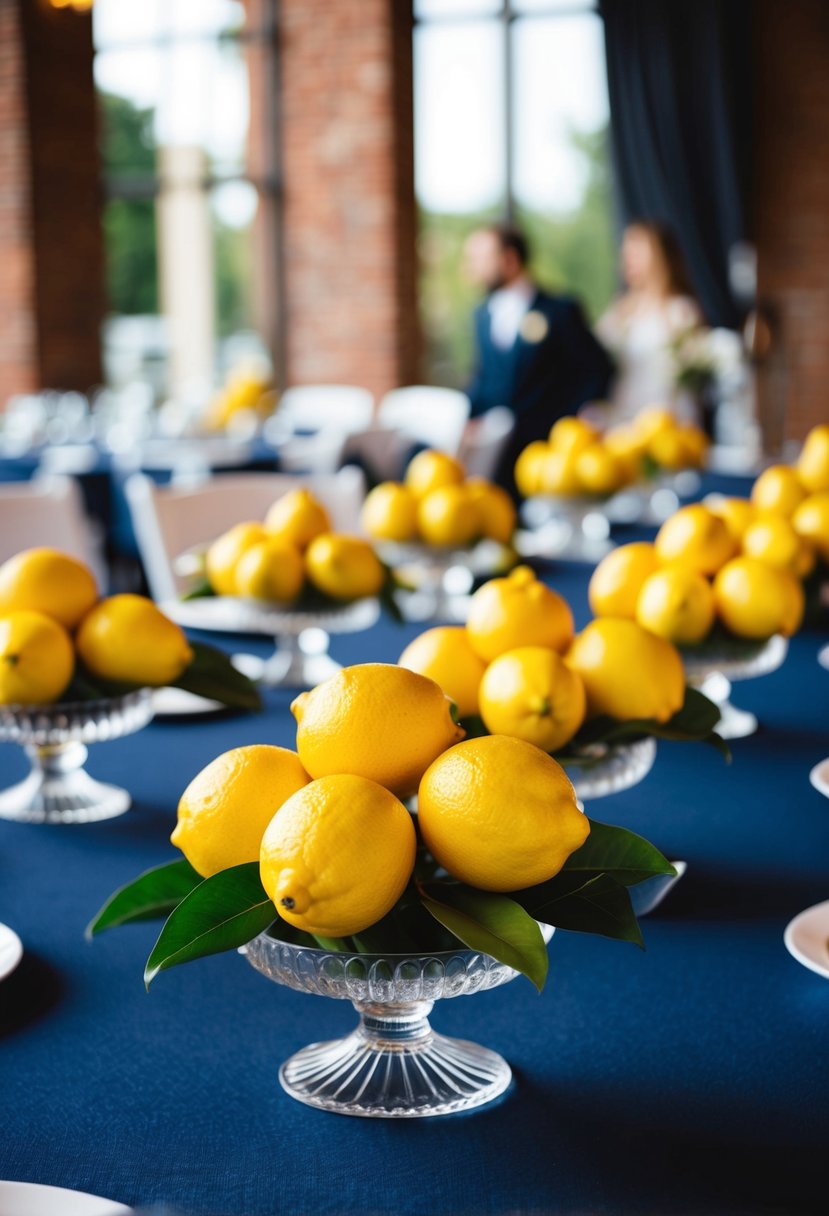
0;1181;133;1215
0;923;23;982
152;687;225;717
810;758;829;800
784;899;829;980
818;643;829;672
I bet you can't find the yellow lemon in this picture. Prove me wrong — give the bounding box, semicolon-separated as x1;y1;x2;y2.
574;444;624;496
741;514;807;575
796;425;829;493
305;534;385;600
704;495;755;542
792;493;829;563
635;567;715;645
265;489;331;550
466;566;574;662
465;478;517;543
418;735;589;892
603;425;646;481
713;558;804;639
538;447;583;496
206;522;267;596
360;482;419;542
0;610;74;705
548;415;599;455
172;745;311;878
398;626;486;718
291;663;464;798
588;542;660;619
479;646;586;753
404;449;465;500
234;538;305;602
76;595;193;687
750;465;806;518
514;440;550;497
679;425;710;468
634;405;676;441
0;548;98;631
655;504;736;575
260;773;416;938
416;485;481;547
566;618;685;723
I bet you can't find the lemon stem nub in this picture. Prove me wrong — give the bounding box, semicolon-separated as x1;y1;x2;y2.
4;654;19;666
280;896;296;910
530;696;551;717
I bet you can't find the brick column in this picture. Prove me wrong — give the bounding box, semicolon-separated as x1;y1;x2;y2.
0;0;104;401
753;0;829;451
279;0;420;398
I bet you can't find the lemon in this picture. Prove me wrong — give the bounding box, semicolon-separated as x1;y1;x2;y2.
514;440;550;497
291;663;464;797
679;425;710;467
750;465;806;518
76;595;193;687
234;538;305;602
588;542;659;619
466;566;574;662
566;618;685;722
265;489;331;550
0;611;74;705
0;548;98;631
305;534;385;600
206;522;267;596
260;773;416;938
574;444;624;495
648;426;704;471
418;735;589;892
655;504;735;575
603;425;646;481
704;495;755;542
465;478;517;543
479;646;586;753
792;493;829;563
360;482;419;542
404;449;465;500
416;485;481;547
741;514;807;575
538;447;583;496
713;558;804;639
635;567;715;644
172;745;311;878
548;416;599;454
398;626;486;718
634;405;676;441
797;425;829;494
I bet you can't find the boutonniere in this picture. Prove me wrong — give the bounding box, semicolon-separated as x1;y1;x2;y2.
520;310;549;344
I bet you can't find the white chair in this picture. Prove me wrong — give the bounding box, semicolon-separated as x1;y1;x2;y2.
457;406;515;480
0;475;104;580
125;466;367;603
377;386;471;456
265;385;375;474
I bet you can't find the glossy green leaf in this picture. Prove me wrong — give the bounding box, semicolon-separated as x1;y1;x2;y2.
143;862;275;988
572;686;723;748
173;640;262;711
86;858;202;939
562;819;676;886
419;884;549;991
521;874;644;947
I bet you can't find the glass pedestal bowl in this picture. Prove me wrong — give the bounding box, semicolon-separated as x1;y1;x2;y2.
517;495;614;563
564;736;657;805
0;689;155;823
819;643;829;673
681;634;788;740
242;924;553;1119
167;596;380;689
376;540;510;623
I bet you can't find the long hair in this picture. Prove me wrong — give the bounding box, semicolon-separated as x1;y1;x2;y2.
628;219;694;298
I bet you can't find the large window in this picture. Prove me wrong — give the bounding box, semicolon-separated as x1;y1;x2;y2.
93;0;281;399
414;0;616;385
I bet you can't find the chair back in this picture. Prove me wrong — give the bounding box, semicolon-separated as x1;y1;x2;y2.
377;386;470;455
125;467;367;603
275;385;375;433
0;475;103;578
458;406;516;479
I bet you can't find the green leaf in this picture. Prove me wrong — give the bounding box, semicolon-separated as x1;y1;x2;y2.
519;874;644;948
418;883;549;991
379;567;404;624
572;686;722;748
143;862;275;988
173;640;262;711
562;819;676;886
180;578;215;601
87;858;203;939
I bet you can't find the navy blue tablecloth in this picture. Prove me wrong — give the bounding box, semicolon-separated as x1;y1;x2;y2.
2;507;829;1215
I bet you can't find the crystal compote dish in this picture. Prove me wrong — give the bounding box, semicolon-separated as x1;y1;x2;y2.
680;633;787;740
563;736;657;804
377;539;510;623
166;595;380;689
516;494;614;563
0;688;154;823
243;924;553;1118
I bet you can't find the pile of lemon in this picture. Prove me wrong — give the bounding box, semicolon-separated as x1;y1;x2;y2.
0;548;193;706
206;488;385;603
204;365;274;432
361;449;516;549
171;663;589;938
740;423;829;571
515;409;709;500
399;565;686;756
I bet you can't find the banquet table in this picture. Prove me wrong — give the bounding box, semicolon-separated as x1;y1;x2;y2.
2;497;829;1215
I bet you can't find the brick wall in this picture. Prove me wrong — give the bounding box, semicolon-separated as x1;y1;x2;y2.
754;0;829;451
279;0;420;398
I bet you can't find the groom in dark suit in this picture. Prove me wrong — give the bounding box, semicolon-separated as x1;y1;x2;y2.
464;225;614;495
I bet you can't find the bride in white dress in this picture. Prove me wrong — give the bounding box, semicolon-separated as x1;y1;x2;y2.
596;221;703;424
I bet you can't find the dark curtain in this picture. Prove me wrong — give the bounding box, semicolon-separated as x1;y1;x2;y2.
599;0;752;328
